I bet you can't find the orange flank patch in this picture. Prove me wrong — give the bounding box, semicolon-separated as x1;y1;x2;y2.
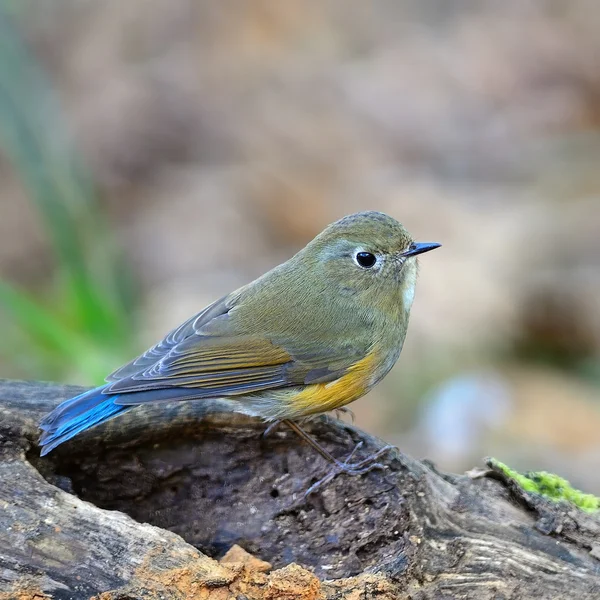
290;349;380;415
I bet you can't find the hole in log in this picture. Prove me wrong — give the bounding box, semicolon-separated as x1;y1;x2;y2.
29;413;411;579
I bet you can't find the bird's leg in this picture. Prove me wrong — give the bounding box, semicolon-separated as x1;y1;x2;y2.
261;419;283;438
282;419;394;496
333;406;355;423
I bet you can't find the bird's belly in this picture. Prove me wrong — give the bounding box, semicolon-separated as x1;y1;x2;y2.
233;343;402;421
284;349;382;418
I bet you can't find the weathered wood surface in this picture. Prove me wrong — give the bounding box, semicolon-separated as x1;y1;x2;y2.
1;379;600;599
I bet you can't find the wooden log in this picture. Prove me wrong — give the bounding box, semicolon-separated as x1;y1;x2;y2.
1;379;599;599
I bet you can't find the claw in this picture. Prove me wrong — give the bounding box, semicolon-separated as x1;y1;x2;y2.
304;443;395;496
333;407;356;423
262;420;283;438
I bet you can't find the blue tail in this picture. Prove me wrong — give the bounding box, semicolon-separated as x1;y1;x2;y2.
39;385;130;456
39;385;216;455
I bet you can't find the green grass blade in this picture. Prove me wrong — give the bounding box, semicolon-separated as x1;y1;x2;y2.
0;6;138;383
0;281;131;383
0;9;135;340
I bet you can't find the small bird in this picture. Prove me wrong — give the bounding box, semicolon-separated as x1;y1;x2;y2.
40;211;440;491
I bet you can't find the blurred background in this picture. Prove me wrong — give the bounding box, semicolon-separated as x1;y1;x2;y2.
1;1;599;489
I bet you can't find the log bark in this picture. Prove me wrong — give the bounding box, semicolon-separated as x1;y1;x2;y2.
1;379;599;600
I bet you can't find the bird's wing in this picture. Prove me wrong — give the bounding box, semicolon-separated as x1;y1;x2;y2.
105;295;232;382
103;294;368;403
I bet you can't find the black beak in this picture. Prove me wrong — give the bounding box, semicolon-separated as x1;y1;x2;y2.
402;242;441;257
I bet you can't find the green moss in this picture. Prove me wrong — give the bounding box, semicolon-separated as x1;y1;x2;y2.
489;458;600;513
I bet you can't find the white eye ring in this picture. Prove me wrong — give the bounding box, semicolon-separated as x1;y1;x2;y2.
353;248;380;269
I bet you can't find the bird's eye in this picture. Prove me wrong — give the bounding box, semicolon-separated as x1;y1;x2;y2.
355;251;377;268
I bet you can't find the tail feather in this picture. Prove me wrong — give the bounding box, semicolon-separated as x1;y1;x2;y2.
40;385;110;431
39;385;130;456
38;385;217;455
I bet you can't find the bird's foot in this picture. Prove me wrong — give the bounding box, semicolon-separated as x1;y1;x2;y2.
262;420;282;438
333;406;355;423
304;442;394;497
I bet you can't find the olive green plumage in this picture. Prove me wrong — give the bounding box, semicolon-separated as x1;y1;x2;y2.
39;211;440;453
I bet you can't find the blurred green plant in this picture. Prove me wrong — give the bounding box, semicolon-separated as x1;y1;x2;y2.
0;9;137;384
488;458;600;513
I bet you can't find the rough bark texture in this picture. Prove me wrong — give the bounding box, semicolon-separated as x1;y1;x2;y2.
1;379;599;599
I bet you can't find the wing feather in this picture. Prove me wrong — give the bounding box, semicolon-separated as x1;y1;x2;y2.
106;335;293;396
105;295;231;382
102;289;371;406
